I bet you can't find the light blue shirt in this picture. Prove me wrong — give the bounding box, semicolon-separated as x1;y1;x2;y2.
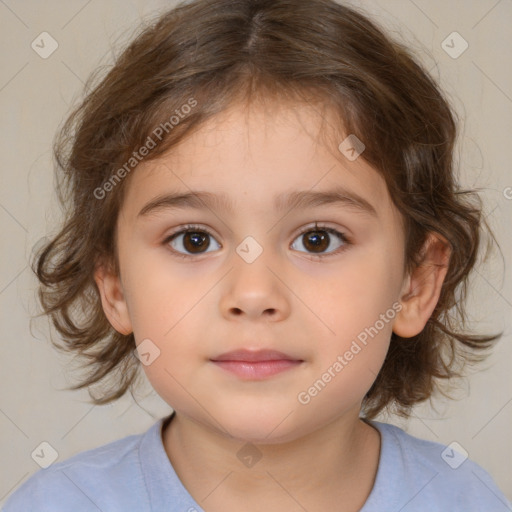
2;413;511;511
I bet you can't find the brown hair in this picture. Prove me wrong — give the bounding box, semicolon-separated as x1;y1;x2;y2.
33;0;501;418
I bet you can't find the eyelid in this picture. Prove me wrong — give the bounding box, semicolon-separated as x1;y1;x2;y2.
165;223;220;241
292;221;347;239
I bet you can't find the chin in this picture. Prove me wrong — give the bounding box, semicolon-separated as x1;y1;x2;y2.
210;403;310;445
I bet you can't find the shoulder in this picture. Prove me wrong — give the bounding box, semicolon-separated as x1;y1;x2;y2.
2;426;153;512
369;420;511;511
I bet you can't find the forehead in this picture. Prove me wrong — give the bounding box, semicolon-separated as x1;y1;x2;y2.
120;100;398;224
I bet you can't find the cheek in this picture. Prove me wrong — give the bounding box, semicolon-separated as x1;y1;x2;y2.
123;253;199;338
297;304;393;412
123;275;202;402
132;299;205;412
297;246;399;400
309;247;401;337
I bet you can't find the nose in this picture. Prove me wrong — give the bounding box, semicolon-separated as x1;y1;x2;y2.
219;253;291;322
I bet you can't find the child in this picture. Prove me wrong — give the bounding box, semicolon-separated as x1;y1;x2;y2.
3;0;510;510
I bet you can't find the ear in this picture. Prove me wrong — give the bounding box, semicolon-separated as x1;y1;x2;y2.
94;261;133;335
393;232;451;338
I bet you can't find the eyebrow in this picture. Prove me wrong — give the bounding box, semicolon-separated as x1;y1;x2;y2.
137;186;377;218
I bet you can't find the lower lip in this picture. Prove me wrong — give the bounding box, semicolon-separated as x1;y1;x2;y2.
211;360;302;380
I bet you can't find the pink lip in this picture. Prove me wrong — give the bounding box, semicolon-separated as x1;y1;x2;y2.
210;350;303;380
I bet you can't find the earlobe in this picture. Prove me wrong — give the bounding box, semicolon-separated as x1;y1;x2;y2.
94;263;133;335
393;233;451;338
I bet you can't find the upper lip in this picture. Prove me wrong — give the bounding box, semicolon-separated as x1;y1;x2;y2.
210;349;302;362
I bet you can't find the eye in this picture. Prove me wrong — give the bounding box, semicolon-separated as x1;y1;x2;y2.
163;225;221;258
163;223;351;260
290;224;350;257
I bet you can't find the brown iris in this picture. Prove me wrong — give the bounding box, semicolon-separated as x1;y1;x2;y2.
302;230;329;253
182;231;210;253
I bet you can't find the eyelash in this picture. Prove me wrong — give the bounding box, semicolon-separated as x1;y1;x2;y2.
162;223;352;260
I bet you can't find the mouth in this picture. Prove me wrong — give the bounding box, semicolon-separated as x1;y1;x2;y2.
210;349;304;380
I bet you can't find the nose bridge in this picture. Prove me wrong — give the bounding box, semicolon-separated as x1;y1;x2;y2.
219;234;290;320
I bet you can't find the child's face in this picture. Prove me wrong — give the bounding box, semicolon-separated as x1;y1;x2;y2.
110;99;409;441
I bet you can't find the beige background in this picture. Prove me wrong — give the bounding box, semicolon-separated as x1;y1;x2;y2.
1;0;511;505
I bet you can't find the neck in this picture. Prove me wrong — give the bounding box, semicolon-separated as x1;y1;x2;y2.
161;409;381;512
